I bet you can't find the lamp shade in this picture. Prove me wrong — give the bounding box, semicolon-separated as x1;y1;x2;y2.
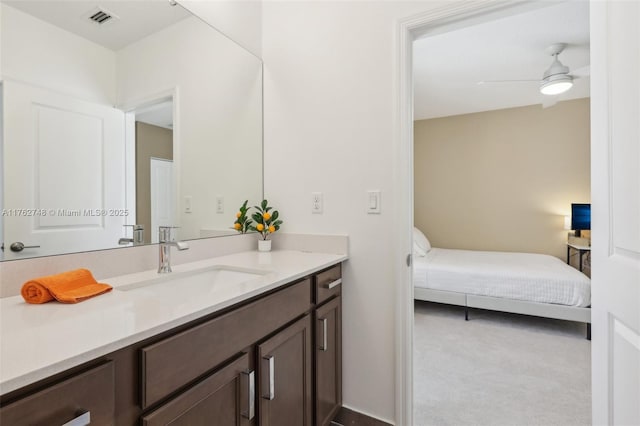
540;74;573;95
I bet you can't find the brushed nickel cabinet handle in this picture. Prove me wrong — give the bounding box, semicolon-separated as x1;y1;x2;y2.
241;370;255;420
61;411;90;426
262;355;275;400
319;318;328;351
323;278;342;290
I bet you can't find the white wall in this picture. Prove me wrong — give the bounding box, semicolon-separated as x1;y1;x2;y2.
180;0;262;58
262;1;447;422
117;15;263;240
0;4;116;105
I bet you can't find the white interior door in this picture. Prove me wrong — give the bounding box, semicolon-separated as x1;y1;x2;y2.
150;158;175;244
1;81;125;259
591;2;640;424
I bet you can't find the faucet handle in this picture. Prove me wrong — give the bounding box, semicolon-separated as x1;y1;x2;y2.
124;224;145;245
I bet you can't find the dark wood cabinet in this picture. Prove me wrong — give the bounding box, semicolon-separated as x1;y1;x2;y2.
140;279;311;409
0;361;115;426
1;263;343;426
141;353;253;426
315;264;342;305
315;296;342;426
258;315;313;426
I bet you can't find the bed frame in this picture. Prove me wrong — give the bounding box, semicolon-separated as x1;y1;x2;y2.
414;287;591;340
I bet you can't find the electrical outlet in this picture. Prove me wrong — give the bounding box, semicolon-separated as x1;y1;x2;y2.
216;196;224;214
312;192;323;214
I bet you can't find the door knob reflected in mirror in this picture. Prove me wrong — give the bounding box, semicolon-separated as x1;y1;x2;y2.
9;242;41;252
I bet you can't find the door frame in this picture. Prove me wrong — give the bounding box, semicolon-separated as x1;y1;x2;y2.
120;88;179;232
393;2;592;424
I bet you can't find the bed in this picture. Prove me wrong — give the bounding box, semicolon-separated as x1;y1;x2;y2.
412;228;592;338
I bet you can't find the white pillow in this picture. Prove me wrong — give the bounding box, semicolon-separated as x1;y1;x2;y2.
413;227;431;256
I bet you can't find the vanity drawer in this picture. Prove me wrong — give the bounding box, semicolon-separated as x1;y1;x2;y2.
141;278;312;409
0;361;115;426
315;264;342;304
141;353;251;426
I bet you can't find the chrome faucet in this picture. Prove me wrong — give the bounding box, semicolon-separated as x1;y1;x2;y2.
158;226;189;273
119;225;145;246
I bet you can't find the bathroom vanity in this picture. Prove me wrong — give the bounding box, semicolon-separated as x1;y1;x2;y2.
0;250;345;426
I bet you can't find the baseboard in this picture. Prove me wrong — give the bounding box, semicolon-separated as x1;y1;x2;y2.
331;406;393;426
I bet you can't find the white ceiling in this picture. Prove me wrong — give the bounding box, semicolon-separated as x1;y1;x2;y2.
413;2;590;120
3;0;191;51
136;100;173;130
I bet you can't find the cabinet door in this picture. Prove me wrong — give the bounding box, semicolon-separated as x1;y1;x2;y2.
141;279;311;409
258;315;312;426
0;361;114;426
142;353;254;426
315;297;342;426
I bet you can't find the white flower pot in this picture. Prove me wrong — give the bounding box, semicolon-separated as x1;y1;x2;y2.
258;239;272;252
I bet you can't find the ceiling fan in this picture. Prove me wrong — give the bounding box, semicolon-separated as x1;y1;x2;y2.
479;43;590;98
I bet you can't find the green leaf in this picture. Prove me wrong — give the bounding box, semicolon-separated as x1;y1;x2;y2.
271;211;279;221
261;199;268;210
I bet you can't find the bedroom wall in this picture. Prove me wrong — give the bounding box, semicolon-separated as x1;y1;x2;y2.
135;122;173;244
414;97;591;261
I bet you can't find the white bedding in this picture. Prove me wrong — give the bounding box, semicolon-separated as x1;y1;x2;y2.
414;248;591;307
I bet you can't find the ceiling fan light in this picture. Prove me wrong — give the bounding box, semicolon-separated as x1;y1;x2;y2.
540;74;573;95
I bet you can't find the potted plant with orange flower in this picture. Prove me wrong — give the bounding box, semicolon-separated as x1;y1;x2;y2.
232;200;252;233
250;199;283;251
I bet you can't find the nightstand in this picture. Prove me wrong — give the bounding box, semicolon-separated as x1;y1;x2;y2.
567;243;591;272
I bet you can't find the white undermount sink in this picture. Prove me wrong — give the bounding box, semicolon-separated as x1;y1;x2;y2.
116;265;273;293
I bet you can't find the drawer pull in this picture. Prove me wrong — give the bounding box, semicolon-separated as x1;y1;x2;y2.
323;278;342;290
319;318;328;351
262;355;275;400
241;370;255;420
62;411;90;426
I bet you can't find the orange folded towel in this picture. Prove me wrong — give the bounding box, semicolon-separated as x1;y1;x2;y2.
21;268;112;304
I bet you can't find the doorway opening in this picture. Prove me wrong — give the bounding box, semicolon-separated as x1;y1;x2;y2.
399;2;592;424
124;97;175;245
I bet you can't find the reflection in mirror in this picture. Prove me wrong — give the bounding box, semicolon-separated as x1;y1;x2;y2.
0;1;263;261
134;100;175;244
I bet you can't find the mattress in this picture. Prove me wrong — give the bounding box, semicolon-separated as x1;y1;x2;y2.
413;248;591;307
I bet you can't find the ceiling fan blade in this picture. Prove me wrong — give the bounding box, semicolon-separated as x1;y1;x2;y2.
570;65;590;78
541;91;571;109
477;79;538;85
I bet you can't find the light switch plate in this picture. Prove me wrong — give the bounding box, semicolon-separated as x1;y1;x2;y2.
216;196;224;214
184;196;192;213
367;190;381;214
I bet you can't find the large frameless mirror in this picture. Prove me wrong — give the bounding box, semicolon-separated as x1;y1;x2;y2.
0;0;263;260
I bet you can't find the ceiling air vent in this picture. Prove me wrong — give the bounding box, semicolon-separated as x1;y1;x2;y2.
85;7;119;25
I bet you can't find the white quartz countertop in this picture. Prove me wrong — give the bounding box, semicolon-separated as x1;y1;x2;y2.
0;250;347;395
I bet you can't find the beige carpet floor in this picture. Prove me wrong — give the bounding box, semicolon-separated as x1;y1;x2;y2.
413;301;591;426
